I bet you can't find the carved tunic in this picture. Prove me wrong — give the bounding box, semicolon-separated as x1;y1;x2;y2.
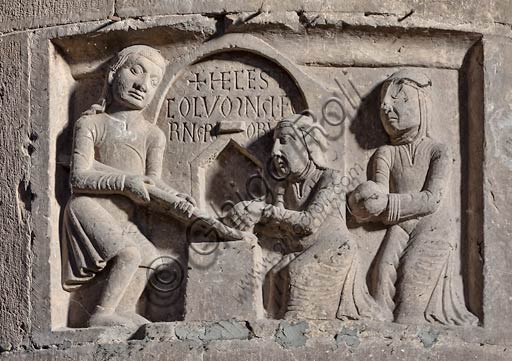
61;113;165;290
263;167;383;320
371;137;478;325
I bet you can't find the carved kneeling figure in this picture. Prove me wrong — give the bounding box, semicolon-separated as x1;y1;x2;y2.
224;114;384;321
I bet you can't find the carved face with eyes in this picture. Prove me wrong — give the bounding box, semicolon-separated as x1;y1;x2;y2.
110;53;164;111
380;80;421;138
271;124;310;179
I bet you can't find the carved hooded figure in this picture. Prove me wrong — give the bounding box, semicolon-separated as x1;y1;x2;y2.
349;69;478;326
224;114;384;321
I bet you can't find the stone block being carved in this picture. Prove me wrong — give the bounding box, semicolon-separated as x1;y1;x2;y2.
186;240;264;321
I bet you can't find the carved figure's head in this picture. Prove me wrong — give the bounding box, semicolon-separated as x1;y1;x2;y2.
271;114;328;180
84;45;167;115
380;69;432;145
108;45;166;110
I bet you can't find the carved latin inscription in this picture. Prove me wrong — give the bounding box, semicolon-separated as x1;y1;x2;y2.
161;52;303;143
59;39;478;330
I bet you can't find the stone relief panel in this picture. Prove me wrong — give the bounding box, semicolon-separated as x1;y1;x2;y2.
49;32;481;330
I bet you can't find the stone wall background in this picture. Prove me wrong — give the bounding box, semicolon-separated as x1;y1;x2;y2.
1;0;512;34
1;1;512;360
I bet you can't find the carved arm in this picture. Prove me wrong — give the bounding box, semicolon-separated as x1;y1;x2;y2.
70;117;127;194
384;144;451;223
261;170;343;238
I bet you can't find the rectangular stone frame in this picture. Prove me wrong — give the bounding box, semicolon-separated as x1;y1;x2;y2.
21;15;509;348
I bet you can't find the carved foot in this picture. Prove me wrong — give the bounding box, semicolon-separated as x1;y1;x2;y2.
118;311;150;328
88;307;136;328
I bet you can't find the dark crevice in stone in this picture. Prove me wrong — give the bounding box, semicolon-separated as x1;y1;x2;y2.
204;13;227;40
244;321;256;339
17;178;34;213
398;9;415;22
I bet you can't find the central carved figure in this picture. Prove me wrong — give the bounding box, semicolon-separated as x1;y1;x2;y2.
224;114;383;320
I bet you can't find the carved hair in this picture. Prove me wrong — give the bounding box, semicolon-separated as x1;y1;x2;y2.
83;45;167;115
275;113;329;169
382;69;432;145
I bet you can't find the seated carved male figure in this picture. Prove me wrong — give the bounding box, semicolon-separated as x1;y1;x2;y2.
61;45;198;328
224;114;383;321
348;70;478;326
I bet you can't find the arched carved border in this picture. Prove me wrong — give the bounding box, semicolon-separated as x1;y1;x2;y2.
148;33;330;123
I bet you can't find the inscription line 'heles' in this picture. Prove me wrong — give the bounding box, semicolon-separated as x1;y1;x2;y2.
188;69;270;91
166;95;292;120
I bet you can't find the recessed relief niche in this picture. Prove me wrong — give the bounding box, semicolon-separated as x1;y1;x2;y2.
48;30;482;331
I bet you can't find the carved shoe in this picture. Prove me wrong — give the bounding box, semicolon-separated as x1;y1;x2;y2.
118;311;150;328
88;306;136;328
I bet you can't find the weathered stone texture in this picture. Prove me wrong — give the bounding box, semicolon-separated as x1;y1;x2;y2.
0;0;114;33
1;1;512;360
116;0;512;26
1;335;512;361
0;33;31;351
0;0;510;34
481;36;512;341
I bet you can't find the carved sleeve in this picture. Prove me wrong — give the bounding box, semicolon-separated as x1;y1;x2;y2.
262;170;343;238
346;146;392;223
70;116;126;193
144;126;183;196
146;126;166;179
385;143;451;223
372;146;392;192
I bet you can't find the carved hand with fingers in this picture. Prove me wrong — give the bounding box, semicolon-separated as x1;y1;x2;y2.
124;175;155;204
222;200;266;231
174;193;196;217
348;181;389;220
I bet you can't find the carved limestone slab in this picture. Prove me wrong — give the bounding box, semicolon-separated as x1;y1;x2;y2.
24;20;494;350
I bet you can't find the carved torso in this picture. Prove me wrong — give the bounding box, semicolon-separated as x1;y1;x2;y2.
376;137;447;195
284;167;324;211
79;113;163;176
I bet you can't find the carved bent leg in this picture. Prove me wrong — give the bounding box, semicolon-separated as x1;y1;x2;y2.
393;232;449;325
90;246;141;327
284;237;356;320
372;224;410;321
115;228;159;327
66;196;146;328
